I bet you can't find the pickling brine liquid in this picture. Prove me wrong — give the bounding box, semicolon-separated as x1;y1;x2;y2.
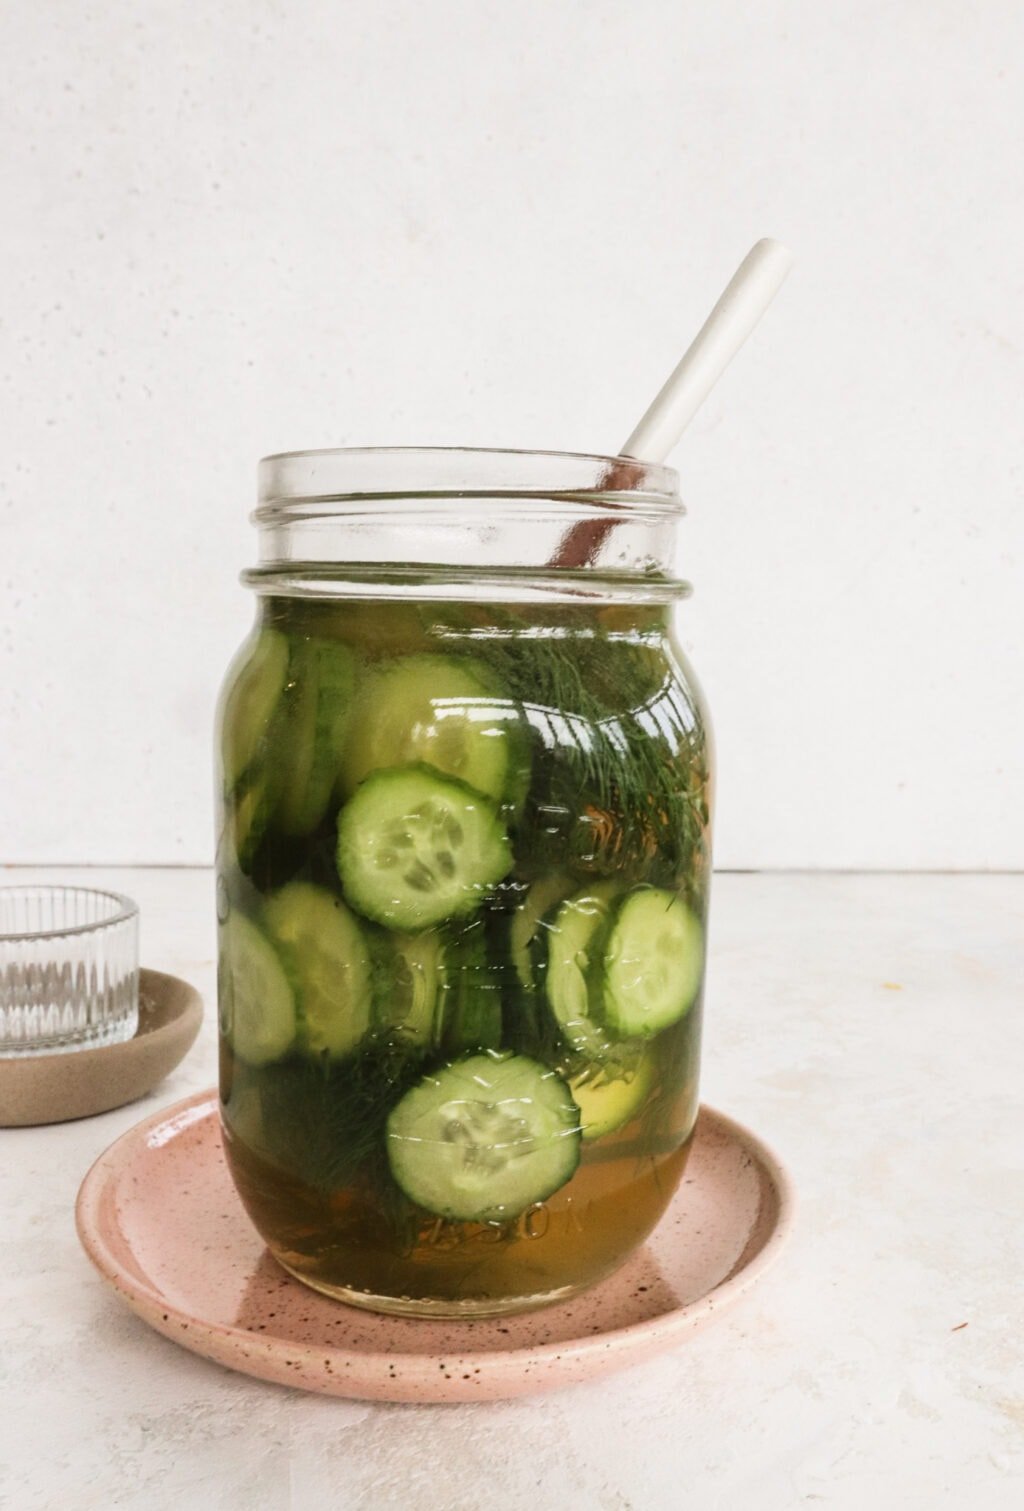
216;594;710;1315
221;1040;698;1311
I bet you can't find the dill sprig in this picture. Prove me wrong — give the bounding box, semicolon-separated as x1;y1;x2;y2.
444;616;710;890
252;1032;426;1199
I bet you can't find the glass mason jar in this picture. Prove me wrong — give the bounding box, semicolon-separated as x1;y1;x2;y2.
216;448;713;1318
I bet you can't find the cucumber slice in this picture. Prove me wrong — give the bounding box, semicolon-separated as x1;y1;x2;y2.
386;1052;581;1221
220;629;289;787
375;929;445;1047
570;1050;656;1141
336;766;512;930
542;882;621;1060
277;639;357;836
509;872;574;989
439;919;503;1056
602;890;704;1039
224;772;275;870
339;653;514;803
223;1077;275;1165
219;912;296;1066
263;882;372;1059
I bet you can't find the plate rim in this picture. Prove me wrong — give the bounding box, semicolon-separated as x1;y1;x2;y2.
75;1087;795;1398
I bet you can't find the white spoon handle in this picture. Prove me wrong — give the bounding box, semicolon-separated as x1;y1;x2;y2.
621;238;794;462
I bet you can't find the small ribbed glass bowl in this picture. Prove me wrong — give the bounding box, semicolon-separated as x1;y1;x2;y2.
0;887;139;1056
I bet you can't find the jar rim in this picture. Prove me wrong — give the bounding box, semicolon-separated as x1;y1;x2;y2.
257;446;680;508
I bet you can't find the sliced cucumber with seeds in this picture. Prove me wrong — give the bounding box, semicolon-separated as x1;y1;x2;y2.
542;882;621;1060
602;889;703;1039
219;629;289;788
339;653;516;803
277;639;357;836
219;911;296;1065
386;1052;581;1221
570;1049;656;1140
336;766;511;930
263;882;372;1059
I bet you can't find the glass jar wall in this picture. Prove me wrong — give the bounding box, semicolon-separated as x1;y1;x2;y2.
216;450;712;1317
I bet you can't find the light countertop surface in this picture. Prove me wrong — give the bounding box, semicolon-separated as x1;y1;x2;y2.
1;868;1021;1510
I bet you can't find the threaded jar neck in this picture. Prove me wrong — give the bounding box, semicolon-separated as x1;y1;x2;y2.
245;447;690;605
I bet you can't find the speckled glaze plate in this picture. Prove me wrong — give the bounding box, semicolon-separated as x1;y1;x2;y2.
75;1090;793;1403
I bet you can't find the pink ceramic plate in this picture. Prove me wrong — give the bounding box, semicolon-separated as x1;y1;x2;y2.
76;1090;794;1403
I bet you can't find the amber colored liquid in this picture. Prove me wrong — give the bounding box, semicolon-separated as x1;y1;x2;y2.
217;595;711;1316
223;1091;696;1315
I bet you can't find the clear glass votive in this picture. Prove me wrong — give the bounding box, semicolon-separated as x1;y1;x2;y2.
0;887;139;1056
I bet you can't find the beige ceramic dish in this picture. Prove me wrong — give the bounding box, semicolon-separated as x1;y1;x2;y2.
0;969;202;1127
76;1090;793;1402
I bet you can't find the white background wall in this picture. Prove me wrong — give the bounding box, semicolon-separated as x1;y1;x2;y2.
1;0;1021;870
